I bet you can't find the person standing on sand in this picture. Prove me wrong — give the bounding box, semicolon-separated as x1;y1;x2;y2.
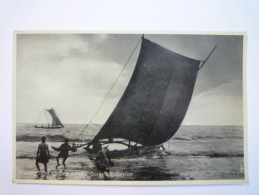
56;138;73;169
36;136;49;172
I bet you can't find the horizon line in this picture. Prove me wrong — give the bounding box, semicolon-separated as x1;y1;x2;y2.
16;122;243;127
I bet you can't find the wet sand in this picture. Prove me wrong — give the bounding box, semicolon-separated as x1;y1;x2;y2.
15;125;245;181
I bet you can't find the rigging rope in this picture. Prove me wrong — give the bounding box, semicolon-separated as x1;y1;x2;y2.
44;110;50;125
73;35;143;144
34;110;43;125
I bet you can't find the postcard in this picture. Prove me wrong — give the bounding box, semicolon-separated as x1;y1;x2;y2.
13;31;247;185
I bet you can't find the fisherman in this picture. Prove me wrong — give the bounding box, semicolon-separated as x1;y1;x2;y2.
95;145;114;173
56;138;73;169
36;136;49;173
92;141;102;153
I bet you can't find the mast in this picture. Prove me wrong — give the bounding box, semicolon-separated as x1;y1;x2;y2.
199;45;217;70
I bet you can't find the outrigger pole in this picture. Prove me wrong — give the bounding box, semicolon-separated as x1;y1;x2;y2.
73;140;134;149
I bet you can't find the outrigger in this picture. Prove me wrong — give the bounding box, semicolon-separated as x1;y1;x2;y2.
72;35;217;159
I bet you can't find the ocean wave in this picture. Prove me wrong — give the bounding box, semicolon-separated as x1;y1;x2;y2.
172;137;191;141
173;135;243;141
16;151;85;160
16;134;90;142
16;154;55;160
165;151;243;158
17;150;243;160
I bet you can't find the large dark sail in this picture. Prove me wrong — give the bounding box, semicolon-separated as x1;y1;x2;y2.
46;108;63;127
90;37;201;146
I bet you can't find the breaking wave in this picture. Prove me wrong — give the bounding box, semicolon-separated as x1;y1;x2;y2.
173;135;243;141
16;151;85;160
16;134;90;142
165;151;243;158
16;134;241;142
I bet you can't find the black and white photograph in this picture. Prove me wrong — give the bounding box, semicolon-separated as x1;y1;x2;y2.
13;32;246;185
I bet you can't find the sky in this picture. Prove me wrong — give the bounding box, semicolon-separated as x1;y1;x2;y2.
16;33;244;125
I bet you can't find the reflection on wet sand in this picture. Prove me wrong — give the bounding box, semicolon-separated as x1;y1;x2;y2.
36;172;47;180
16;125;245;181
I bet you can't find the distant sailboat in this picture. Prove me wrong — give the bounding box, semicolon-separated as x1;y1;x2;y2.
34;108;64;129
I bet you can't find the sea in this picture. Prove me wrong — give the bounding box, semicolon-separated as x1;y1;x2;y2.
15;123;245;181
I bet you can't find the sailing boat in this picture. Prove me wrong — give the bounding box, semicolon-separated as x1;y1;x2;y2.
34;108;64;129
76;35;216;157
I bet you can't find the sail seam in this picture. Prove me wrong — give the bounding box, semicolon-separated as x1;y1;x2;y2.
134;44;167;144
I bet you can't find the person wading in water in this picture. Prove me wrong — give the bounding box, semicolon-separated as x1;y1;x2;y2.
36;136;49;173
96;144;114;173
56;138;73;169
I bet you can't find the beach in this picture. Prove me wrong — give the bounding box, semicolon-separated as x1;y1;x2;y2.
15;124;245;181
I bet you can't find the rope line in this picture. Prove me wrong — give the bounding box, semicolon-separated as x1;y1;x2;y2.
44;110;50;126
73;35;143;143
34;110;43;125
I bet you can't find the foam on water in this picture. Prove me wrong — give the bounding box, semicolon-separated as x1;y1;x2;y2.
15;124;245;181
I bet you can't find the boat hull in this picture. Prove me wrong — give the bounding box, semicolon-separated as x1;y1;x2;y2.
85;145;164;160
34;125;63;129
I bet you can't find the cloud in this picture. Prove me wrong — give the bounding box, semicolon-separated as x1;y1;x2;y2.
96;34;108;42
16;58;127;123
183;80;244;125
16;34;243;125
16;34;136;123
